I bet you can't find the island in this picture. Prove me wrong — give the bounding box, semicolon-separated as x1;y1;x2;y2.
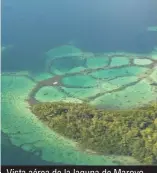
30;101;157;164
2;45;157;165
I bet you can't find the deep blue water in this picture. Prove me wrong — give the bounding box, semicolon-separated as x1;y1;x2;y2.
1;0;157;165
1;133;61;165
2;0;157;72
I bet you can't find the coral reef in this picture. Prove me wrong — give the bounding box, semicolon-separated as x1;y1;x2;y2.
2;45;157;165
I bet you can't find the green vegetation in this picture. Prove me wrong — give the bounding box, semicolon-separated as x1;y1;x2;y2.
31;102;157;165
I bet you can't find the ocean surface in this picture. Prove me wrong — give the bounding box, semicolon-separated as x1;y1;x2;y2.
1;0;157;165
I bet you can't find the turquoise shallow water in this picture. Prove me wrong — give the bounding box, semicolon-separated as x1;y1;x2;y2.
1;132;61;165
1;45;157;165
2;0;157;165
1;74;121;165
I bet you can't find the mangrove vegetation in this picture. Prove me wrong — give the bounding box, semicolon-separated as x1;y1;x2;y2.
31;102;157;165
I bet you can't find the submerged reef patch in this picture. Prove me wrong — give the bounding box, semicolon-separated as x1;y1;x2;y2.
147;26;157;32
2;45;157;165
28;45;157;110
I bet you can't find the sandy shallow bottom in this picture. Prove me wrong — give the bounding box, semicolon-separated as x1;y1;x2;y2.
1;45;157;165
2;75;139;165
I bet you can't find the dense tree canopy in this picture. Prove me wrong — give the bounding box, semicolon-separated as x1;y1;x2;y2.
31;102;157;165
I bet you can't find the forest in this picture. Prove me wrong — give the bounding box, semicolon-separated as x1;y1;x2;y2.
31;101;157;164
